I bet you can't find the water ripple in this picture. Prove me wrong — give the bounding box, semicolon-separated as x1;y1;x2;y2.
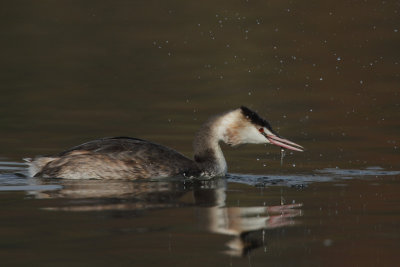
1;160;399;191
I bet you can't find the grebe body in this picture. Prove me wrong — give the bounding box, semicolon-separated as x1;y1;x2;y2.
28;107;303;179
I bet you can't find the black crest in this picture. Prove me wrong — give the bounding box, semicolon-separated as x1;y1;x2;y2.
240;106;278;135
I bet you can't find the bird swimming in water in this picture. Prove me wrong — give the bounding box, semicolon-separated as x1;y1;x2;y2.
27;106;303;179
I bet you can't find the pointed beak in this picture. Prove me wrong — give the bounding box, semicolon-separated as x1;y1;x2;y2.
264;134;304;152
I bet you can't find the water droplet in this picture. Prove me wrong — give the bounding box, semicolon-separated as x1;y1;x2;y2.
280;149;286;166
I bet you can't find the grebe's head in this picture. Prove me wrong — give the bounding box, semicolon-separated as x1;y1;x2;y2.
223;106;304;152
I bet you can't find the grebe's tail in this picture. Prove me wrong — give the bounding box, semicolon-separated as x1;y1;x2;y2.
25;156;58;177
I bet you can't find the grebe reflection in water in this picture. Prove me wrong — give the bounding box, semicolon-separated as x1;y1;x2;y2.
27;107;303;179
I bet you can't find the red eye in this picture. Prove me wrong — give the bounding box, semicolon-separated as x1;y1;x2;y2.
259;128;264;133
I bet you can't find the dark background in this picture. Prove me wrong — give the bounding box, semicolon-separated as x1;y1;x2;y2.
0;1;399;266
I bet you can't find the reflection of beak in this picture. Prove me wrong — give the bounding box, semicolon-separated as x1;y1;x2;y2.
263;133;304;152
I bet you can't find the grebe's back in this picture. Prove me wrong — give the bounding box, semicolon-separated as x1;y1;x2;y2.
30;137;200;179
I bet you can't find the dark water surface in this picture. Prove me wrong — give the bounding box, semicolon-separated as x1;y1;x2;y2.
1;1;399;266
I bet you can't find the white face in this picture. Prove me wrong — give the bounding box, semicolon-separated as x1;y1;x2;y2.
238;125;273;145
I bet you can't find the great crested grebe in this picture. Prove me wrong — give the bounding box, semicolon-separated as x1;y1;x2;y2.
27;107;303;179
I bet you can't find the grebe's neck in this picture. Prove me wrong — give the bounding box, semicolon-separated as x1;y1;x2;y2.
193;109;240;177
